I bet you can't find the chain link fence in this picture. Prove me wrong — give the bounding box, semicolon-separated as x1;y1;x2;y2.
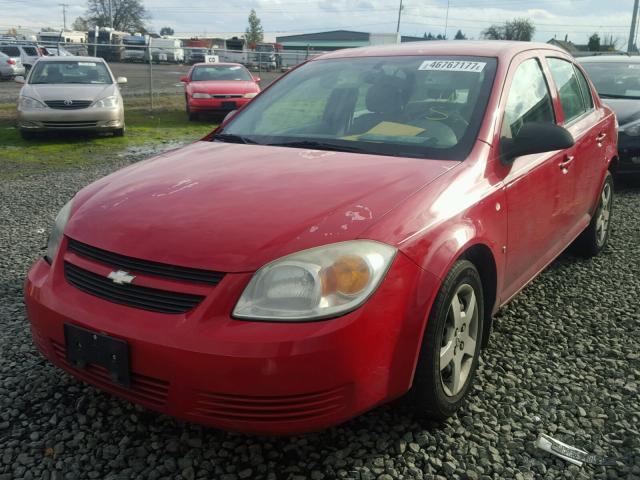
0;40;326;110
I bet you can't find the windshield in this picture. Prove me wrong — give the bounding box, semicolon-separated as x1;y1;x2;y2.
0;46;20;57
192;65;252;81
220;56;497;160
580;61;640;99
29;60;112;84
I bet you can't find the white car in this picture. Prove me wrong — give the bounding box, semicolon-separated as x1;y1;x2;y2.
0;51;25;79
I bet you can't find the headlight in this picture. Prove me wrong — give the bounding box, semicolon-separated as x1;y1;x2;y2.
192;93;210;99
92;95;119;108
18;96;46;110
233;240;397;321
621;120;640;136
45;199;73;263
243;92;258;99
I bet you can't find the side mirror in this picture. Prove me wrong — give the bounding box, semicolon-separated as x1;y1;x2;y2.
252;74;261;83
500;122;574;164
14;76;25;84
116;76;127;84
223;110;238;123
180;75;189;83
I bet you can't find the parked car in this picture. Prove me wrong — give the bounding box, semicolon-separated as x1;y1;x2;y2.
15;56;127;139
0;43;41;71
25;42;616;435
0;51;25;79
181;62;260;120
41;46;74;57
579;55;640;177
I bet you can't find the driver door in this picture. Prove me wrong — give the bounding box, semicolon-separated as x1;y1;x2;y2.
497;55;572;302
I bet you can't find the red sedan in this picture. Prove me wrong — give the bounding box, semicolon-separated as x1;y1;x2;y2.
25;42;617;435
181;62;260;120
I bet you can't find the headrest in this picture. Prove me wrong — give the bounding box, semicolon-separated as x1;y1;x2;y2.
365;81;404;114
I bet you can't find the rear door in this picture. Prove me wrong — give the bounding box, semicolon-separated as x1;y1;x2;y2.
545;56;606;230
497;54;573;301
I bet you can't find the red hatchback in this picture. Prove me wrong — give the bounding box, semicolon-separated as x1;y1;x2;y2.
181;62;260;120
25;42;617;435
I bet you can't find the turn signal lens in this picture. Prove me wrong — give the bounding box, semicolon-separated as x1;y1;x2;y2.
322;255;371;296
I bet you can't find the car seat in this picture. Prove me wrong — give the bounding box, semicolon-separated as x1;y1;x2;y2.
351;80;405;133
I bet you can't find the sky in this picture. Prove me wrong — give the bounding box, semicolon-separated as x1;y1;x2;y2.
0;0;637;47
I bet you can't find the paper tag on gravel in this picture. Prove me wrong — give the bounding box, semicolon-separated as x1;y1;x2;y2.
535;434;619;467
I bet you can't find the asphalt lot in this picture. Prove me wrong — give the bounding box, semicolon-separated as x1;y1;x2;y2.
0;143;639;479
0;62;283;103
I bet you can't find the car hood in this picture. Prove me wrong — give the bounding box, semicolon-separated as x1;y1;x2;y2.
188;80;258;94
67;141;457;272
602;98;640;126
20;83;116;102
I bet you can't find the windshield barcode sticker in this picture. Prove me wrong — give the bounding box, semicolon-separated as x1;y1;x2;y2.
78;62;96;66
418;60;486;72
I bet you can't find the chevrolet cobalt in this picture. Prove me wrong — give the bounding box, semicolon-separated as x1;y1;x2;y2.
25;42;617;434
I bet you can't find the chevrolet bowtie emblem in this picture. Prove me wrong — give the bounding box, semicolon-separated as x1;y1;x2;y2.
107;270;136;285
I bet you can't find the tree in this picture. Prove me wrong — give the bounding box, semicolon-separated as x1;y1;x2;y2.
587;33;601;52
482;18;535;41
160;26;174;36
5;27;17;37
244;9;264;46
454;29;467;40
86;0;149;32
72;16;89;31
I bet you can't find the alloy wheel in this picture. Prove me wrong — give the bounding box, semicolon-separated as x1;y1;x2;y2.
440;283;479;397
596;181;612;247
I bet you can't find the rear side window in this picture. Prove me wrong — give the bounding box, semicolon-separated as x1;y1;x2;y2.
0;46;20;56
547;58;589;123
574;66;594;110
22;47;38;56
502;58;555;139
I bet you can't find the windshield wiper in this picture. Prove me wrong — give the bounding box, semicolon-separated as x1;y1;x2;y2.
211;133;257;144
599;93;640;99
266;140;367;153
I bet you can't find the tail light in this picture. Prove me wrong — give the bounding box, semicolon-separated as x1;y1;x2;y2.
7;59;15;65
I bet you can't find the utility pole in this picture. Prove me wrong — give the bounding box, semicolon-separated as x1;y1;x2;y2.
59;3;68;30
396;0;403;33
108;0;113;28
444;0;450;39
629;0;639;52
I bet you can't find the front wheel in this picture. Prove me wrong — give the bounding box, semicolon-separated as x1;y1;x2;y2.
113;127;125;137
573;171;613;257
406;259;484;420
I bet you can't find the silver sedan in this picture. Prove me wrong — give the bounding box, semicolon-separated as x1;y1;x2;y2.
16;56;126;139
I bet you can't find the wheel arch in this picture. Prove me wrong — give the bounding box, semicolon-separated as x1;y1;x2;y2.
457;243;498;349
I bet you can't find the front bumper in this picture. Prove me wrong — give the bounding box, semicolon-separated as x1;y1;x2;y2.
188;97;252;113
25;239;438;434
18;105;124;132
617;132;640;175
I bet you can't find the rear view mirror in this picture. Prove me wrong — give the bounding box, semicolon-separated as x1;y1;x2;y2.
223;110;238;123
116;76;127;84
501;122;574;164
252;74;261;83
180;75;189;83
14;76;25;84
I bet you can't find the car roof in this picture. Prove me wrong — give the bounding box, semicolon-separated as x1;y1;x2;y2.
314;40;568;61
577;54;639;63
34;55;105;63
192;62;246;67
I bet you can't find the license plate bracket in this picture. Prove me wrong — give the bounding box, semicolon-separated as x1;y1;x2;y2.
64;324;131;387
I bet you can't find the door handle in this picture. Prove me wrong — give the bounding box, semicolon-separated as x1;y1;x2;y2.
596;133;607;142
559;155;574;173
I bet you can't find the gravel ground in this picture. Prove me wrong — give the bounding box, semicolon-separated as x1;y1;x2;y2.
1;155;639;480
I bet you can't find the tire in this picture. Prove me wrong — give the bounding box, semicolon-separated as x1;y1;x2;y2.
573;171;613;257
20;129;36;140
113;127;125;137
406;259;484;420
186;104;197;121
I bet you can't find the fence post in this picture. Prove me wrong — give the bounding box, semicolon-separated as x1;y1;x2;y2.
148;45;154;112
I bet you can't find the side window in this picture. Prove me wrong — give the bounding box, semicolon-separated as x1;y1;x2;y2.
547;58;588;123
502;58;555;139
574;66;594;110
